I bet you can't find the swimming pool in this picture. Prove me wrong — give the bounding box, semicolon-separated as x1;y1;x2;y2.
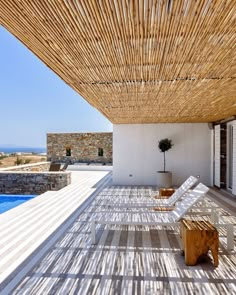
0;195;36;214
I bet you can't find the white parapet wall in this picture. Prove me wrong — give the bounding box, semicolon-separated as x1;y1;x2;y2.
67;164;113;172
113;123;212;186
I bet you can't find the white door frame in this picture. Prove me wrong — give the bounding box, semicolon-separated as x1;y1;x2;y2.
214;124;221;187
227;122;233;191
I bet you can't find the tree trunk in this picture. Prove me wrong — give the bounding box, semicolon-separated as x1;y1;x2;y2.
164;152;166;172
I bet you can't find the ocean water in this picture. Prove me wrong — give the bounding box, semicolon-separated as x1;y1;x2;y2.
0;147;46;154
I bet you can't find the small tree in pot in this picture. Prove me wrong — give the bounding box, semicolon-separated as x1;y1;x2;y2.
158;138;173;172
157;138;174;188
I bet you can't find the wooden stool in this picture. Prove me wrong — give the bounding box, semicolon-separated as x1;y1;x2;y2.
159;188;175;198
180;219;219;267
153;206;174;211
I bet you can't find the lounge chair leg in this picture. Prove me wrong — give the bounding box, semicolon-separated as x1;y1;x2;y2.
211;210;219;224
91;220;96;244
226;224;234;251
210;211;215;223
179;238;184;251
201;199;207;211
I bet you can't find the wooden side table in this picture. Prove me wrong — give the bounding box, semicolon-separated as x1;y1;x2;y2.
159;188;175;198
180;219;219;267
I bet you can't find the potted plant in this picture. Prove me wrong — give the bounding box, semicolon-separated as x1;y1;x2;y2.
157;138;174;188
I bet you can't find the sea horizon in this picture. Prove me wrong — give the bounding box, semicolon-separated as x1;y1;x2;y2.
0;146;46;154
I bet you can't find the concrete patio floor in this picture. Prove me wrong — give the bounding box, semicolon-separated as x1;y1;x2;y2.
1;175;235;295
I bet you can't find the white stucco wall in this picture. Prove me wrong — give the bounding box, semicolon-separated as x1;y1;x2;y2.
232;121;236;195
113;123;211;186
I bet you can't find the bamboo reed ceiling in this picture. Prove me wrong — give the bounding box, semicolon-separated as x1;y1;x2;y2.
0;0;236;123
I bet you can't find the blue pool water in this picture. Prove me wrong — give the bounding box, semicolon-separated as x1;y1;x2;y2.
0;195;36;214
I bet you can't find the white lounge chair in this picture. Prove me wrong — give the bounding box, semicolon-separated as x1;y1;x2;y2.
90;183;234;250
210;210;234;251
95;175;198;208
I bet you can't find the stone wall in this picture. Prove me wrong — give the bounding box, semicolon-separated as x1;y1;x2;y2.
0;162;50;172
0;171;71;195
47;132;112;163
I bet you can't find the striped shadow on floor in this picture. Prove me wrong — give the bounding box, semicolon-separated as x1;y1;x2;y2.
3;185;236;294
0;170;112;293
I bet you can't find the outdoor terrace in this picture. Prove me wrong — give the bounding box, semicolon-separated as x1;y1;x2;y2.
0;172;235;294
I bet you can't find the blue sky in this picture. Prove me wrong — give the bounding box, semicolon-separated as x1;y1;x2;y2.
0;26;112;147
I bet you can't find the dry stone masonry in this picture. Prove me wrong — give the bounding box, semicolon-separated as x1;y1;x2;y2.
47;132;112;163
1;162;50;172
0;162;71;194
0;171;71;195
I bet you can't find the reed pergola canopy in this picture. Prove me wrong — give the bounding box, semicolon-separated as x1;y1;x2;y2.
0;0;235;123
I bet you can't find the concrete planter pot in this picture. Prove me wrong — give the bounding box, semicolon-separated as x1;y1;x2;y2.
157;171;172;188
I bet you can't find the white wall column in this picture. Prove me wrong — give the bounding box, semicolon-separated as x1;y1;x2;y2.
113;123;211;186
214;124;221;187
232;121;236;195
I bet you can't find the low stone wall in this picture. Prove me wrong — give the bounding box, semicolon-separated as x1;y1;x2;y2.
0;162;50;172
0;171;71;195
